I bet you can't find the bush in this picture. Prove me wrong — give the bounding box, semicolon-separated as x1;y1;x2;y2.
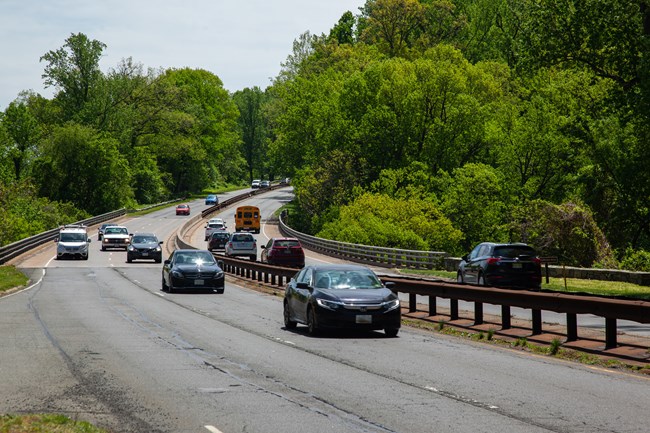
620;248;650;272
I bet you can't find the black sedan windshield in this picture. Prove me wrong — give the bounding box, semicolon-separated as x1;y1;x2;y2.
313;270;382;289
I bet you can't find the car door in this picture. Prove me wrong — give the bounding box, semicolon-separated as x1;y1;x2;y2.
464;244;485;284
290;268;313;323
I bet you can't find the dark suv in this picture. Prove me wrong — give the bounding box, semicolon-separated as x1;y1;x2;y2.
457;242;542;289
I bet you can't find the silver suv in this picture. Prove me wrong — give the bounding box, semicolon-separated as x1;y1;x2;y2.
225;232;257;261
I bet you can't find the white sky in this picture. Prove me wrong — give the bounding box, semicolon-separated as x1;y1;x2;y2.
0;0;366;110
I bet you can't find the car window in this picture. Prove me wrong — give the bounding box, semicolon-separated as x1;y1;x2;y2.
60;233;86;242
469;244;483;260
232;234;252;242
494;246;536;258
274;240;300;248
313;270;382;290
296;268;311;284
133;236;156;243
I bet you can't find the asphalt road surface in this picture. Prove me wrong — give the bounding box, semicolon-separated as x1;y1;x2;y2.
2;187;650;433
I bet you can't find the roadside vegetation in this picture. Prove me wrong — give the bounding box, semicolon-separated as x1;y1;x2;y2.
0;414;109;433
0;265;28;294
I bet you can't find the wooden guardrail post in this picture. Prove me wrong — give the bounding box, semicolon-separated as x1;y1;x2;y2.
605;318;617;349
428;295;437;316
566;313;578;341
501;305;511;329
474;302;483;325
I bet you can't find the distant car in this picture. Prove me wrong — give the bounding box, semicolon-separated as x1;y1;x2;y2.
261;237;305;268
204;221;227;241
56;224;91;260
97;222;118;240
161;249;225;294
101;225;131;251
208;231;231;251
208;217;224;225
205;194;218;205
127;232;163;263
260;180;271;188
457;242;542;289
280;177;290;185
225;232;257;261
251;179;261;188
176;204;190;215
283;264;401;337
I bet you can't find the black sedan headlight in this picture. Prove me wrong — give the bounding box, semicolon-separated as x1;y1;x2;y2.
171;270;184;279
316;298;343;311
384;299;400;312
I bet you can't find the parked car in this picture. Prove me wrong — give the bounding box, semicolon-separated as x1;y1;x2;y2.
251;179;261;188
283;264;401;337
205;194;219;205
208;231;231;251
127;232;163;263
457;242;542;289
161;249;225;293
204;221;227;241
261;237;305;268
176;204;191;215
97;222;118;240
225;232;257;260
260;180;271;188
101;225;131;251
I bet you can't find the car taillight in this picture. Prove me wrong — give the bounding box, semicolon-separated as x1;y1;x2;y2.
487;257;500;265
533;257;541;266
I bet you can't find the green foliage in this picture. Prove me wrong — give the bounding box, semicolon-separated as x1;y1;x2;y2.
509;200;616;268
439;163;509;250
620;248;650;272
0;180;89;246
318;192;463;253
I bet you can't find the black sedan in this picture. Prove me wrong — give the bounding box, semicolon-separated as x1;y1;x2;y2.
162;249;225;293
457;242;542;289
283;264;401;337
127;232;163;263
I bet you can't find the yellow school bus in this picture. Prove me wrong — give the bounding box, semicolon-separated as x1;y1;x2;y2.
235;205;260;233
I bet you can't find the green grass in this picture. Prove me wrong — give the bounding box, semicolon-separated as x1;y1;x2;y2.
0;266;28;293
0;414;109;433
400;269;650;300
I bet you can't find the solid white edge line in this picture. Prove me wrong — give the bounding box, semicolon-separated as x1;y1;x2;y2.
2;256;55;299
205;426;224;433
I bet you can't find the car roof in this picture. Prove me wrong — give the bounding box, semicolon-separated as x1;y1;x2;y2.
173;249;211;254
132;232;156;237
305;264;374;272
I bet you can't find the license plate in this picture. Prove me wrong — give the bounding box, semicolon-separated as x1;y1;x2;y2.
194;279;204;286
512;263;522;269
142;253;148;256
356;315;372;324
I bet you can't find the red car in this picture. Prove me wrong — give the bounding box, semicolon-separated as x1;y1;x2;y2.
261;237;305;268
175;204;190;216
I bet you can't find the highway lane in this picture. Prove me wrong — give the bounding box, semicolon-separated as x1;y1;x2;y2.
2;188;650;432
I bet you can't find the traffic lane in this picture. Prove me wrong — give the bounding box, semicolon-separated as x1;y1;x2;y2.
120;265;650;433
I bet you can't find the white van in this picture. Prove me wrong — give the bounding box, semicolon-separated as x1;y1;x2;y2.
55;224;91;260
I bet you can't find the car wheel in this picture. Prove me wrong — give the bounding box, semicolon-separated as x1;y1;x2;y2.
307;307;319;336
457;272;464;284
101;246;105;251
249;255;256;261
216;288;225;294
284;302;297;329
127;257;132;263
161;277;168;292
478;273;487;286
384;327;399;338
155;258;162;264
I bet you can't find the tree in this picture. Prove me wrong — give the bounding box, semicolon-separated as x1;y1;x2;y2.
233;87;268;181
329;11;357;45
40;33;107;118
0;96;41;181
359;0;426;57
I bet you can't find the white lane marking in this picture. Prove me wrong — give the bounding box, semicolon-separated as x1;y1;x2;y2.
2;255;55;299
205;426;224;433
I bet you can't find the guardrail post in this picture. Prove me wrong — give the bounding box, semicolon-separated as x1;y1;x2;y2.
501;305;511;329
409;293;417;313
474;302;483;325
566;313;578;342
450;299;459;320
532;309;542;335
605;318;617;349
428;295;437;316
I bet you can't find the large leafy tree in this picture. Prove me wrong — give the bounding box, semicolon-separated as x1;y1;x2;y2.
40;33;107;120
233;87;268;181
0;96;41;181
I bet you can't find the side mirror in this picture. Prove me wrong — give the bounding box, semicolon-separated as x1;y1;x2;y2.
163;259;171;265
261;245;266;249
384;281;396;290
296;282;310;290
54;238;58;243
87;239;92;243
461;254;469;261
159;241;163;245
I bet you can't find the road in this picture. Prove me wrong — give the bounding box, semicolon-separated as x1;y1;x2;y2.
1;187;649;433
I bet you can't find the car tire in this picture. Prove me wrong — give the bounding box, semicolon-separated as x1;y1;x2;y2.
384;327;399;338
101;246;105;251
127;257;132;263
457;272;464;284
307;307;319;336
155;258;162;264
478;273;487;286
161;277;168;292
284;302;297;329
249;255;256;261
83;255;89;261
216;288;225;294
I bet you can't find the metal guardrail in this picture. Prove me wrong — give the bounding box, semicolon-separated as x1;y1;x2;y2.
0;209;127;265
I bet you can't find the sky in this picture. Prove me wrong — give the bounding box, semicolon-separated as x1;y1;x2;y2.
0;0;367;110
